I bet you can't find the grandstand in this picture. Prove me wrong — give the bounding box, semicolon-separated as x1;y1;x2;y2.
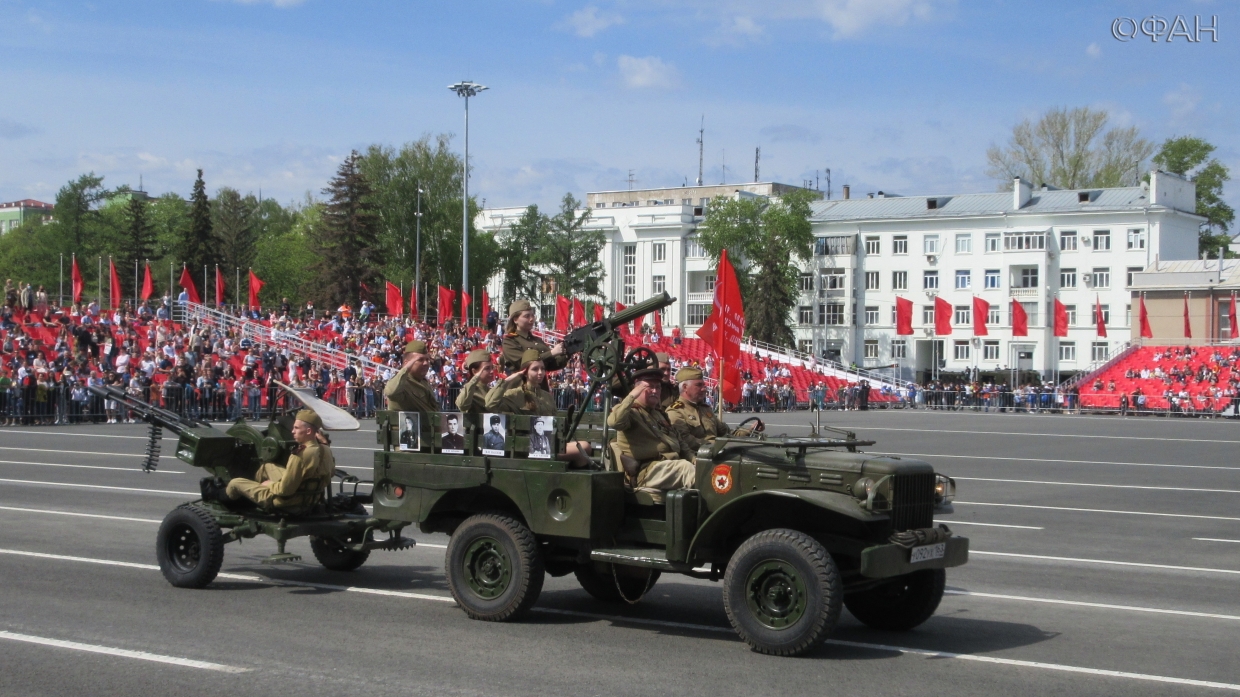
1076;345;1240;413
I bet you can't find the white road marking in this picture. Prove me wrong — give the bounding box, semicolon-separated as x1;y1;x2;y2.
857;426;1240;444
973;550;1240;575
0;506;161;523
0;459;183;474
0;478;195;496
956;501;1240;522
0;446;177;460
9;546;1240;691
938;520;1043;530
0;429;164;440
878;451;1240;471
0;630;248;673
954;477;1240;494
944;589;1240;621
1194;538;1240;544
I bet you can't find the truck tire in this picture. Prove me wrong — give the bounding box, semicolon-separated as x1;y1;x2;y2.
156;505;224;588
446;514;544;621
574;565;660;604
844;569;946;631
309;533;371;572
723;529;841;656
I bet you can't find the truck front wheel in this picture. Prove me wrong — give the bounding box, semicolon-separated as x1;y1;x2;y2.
844;569;946;631
445;514;544;621
723;529;842;656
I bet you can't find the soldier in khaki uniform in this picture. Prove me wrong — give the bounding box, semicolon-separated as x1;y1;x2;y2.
455;348;494;414
225;409;336;514
667;366;732;451
486;349;556;415
383;339;439;413
607;369;696;491
655;352;678;409
500;300;566;374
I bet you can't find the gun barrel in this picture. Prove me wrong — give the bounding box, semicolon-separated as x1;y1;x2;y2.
608;292;675;328
86;384;203;432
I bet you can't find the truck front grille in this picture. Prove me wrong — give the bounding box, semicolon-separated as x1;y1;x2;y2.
890;473;935;531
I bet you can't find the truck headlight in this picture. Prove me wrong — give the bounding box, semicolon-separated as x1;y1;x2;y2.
934;474;956;504
852;478;875;500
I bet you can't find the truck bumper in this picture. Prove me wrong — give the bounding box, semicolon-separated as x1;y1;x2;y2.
859;536;969;579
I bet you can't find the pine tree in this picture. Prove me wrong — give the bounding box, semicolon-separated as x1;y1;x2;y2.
534;193;606;301
313;151;382;307
212;187;257;273
183;169;216;272
119;195;156;299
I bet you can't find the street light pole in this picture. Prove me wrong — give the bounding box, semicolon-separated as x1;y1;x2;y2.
415;187;423;319
448;80;488;310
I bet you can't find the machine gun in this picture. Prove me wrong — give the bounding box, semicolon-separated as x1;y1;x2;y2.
556;292;676;443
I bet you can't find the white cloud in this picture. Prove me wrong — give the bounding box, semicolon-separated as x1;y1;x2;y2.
617;55;679;89
700;0;948;40
561;6;625;38
1164;83;1202;123
1086;42;1101;57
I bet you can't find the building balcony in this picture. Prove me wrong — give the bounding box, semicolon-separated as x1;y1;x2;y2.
686;292;714;303
1009;287;1040;298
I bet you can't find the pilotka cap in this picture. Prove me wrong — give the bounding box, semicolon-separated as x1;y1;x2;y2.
404;339;428;355
676;367;704;383
295;409;323;430
464;349;491;370
519;349;543;370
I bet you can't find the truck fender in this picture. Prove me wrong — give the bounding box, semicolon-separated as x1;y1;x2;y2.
687;489;878;561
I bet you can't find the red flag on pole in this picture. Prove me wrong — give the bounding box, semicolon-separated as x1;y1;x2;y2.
410;286;419;321
461;291;472;326
141;263;154;301
593;303;604;323
1053;298;1069;337
1139;295;1154;339
555;295;570;332
385;282;403;317
215;267;225;307
1229;292;1238;340
178;266;201;304
437;286;455;325
481;289;491;324
71;256;84;304
895;297;913;335
653;306;663;339
973;296;990;336
572;298;585;327
108;259;121;309
934;296;952;336
694;249;745;404
1011;299;1028;337
1094;294;1107;338
1183;292;1192;338
248;270;265;308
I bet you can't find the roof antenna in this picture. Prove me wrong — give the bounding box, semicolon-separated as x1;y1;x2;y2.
754;146;760;183
696;115;704;186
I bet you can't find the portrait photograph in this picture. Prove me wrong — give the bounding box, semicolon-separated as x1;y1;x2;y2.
528;416;554;459
480;413;506;456
440;412;466;454
397;411;420;452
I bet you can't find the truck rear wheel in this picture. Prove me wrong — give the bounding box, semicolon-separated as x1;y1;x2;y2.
723;529;841;656
309;532;371;572
446;514;544;621
156;505;224;589
844;569;945;631
574;565;660;604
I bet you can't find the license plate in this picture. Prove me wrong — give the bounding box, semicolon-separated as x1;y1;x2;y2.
910;542;946;563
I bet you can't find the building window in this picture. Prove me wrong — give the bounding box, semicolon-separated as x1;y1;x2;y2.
924;235;939;254
652;243;666;262
799;273;814;292
1060;268;1077;288
954;306;971;325
892;271;908;290
1004;231;1045;250
922;306;935;325
1126;267;1142;287
984;269;1000;289
865;271;880;290
652;275;666;295
798;306;814;324
985;233;1000;252
820;269;846;292
1065;304;1077;325
1091;268;1110;288
983;340;1000;361
955;270;971;289
892;340;907;359
687;304;712;325
864;340;879;359
1127;229;1146;250
1060;231;1077;251
988;306;1001;325
1019;268;1039;288
893;235;908;255
1091;341;1109;362
1059;342;1077;361
704;274;716;292
1126;304;1132;325
684;237;705;259
955;234;972;254
1093;230;1111;251
821;303;846;325
798;340;813;354
815;236;854;256
923;271;939;290
953;341;970;360
865;236;880;255
1021;302;1039;325
865;306;879;324
622;244;637;305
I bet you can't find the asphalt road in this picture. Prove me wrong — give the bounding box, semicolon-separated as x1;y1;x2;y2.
1;409;1238;696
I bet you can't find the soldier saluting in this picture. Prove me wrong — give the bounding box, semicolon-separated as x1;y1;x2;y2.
225;409;335;513
455;348;494;414
383;339;438;413
500;300;565;374
667;366;763;451
607;368;696;492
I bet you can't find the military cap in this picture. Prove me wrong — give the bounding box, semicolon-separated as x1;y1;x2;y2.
656;352;670;368
508;299;532;317
295;409;323;430
676;366;704;383
519;348;543;369
403;339;428;355
632;367;664;383
464;348;491;370
490;415;502;425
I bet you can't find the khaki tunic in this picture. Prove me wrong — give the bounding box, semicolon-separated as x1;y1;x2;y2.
383;365;438;413
606;393;696;491
455;374;490;414
500;332;565;374
666;399;731;452
658;380;678;410
225;442;336;513
484;381;556;415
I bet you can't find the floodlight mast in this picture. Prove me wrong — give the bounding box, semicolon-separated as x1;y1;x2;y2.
448;80;488;325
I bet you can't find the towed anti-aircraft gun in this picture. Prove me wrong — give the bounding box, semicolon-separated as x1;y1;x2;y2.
89;384;414;588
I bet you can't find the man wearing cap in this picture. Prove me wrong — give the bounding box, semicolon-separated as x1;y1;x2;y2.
383;339;438;413
455;348;494;414
224;409;336;514
667;366;734;452
655;352;678;409
501;300;565;374
607;368;696;491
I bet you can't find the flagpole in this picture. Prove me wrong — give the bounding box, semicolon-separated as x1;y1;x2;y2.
59;254;63;308
236;267;240;310
97;256;102;307
134;259;139;308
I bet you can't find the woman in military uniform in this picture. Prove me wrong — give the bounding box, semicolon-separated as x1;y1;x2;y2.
500;300;566;374
454;348;494;414
485;349;591;467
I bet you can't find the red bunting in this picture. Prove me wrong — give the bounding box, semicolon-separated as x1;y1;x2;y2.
215;267;226;307
178;266;201;304
933;296;952;336
555;295;570;332
461;291;472;326
437;286;456;325
1053;298;1069;338
108;259;121;310
1011;299;1028;337
1139;295;1154;339
695;249;745;404
1094;294;1107;338
385;282;403;317
141;263;154;301
248;270;265;308
71;257;84;304
973;296;990;337
895;297;913;336
572;298;585;327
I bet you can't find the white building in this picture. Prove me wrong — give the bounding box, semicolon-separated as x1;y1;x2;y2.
479;171;1201;381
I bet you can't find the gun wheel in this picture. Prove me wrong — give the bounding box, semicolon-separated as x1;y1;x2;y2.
309;532;372;571
584;343;619;383
446;514;544;622
156;505;224;589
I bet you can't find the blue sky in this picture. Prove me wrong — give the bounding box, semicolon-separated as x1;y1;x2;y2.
0;0;1235;212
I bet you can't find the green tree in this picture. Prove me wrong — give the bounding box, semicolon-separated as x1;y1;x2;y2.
254;199;319;307
117;194;157;299
312;151;383;307
986;106;1154;190
497;204;547;306
534;193;605;302
212;187;257;273
182;169;216;274
1152;136;1235;256
698;190;816;347
53;173;109;252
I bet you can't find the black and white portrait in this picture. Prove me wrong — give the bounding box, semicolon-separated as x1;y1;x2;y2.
481;413;506;456
528;416;553;459
441;413;465;454
397;412;420;451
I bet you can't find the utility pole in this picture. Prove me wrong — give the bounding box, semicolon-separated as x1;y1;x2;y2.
824;168;832;200
721;150;726;185
696;115;704;187
627;170;637;191
415;186;423;319
449;80;488;308
754;146;760;183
